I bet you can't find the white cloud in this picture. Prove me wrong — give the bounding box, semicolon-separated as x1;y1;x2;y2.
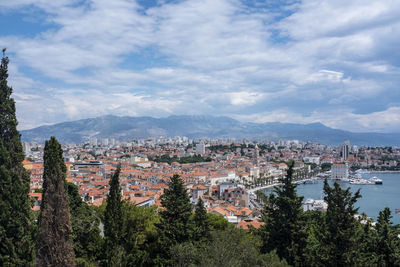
234;106;400;133
1;0;400;133
306;69;344;83
227;91;263;106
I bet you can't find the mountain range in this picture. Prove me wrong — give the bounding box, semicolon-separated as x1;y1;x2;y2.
20;115;400;146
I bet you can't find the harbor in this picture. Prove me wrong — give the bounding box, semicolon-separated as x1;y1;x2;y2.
261;172;400;224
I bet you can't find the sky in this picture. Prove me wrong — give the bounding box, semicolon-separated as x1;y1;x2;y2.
1;0;400;133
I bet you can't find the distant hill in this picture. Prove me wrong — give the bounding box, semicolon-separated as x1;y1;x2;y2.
20;115;400;146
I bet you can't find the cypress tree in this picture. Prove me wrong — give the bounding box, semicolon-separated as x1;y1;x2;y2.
103;164;123;265
259;161;305;265
36;136;75;266
0;49;34;265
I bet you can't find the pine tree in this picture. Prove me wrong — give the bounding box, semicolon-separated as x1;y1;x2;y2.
157;174;193;265
160;174;193;243
375;207;400;266
103;164;123;265
193;198;210;242
0;49;34;266
259;161;305;265
320;179;363;266
36;136;75;266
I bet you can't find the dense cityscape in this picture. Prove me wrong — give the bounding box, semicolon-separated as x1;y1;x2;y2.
24;137;400;219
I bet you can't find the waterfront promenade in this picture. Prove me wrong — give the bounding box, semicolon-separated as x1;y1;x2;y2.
248;177;318;193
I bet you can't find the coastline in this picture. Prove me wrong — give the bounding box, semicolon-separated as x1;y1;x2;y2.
248;178;318;193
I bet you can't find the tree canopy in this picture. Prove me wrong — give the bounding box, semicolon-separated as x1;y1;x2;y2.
0;50;34;266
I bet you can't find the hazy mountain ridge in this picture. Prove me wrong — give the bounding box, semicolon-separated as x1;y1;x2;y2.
20;115;400;146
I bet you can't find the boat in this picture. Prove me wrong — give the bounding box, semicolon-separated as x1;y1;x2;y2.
349;178;373;185
370;176;383;185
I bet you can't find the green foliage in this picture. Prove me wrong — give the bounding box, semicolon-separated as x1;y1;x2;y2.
66;182;102;265
171;228;289;267
192;198;211;242
320;162;332;172
208;144;234;152
103;165;123;265
170;242;199;267
119;202;160;266
150;154;212;164
207;213;233;231
303;180;364;266
156;174;193;264
321;179;363;266
259;161;305;265
37;136;75;266
375;208;400;266
0;50;35;266
96;198;161;266
359;213;379;266
302;211;328;266
159;174;193;243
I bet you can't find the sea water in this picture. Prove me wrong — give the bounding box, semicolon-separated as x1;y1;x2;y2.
262;172;400;224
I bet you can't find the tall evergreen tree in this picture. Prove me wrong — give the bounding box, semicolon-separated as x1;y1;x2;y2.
0;49;34;266
319;179;363;266
103;164;123;265
36;136;75;266
159;174;193;243
156;174;193;265
259;161;305;265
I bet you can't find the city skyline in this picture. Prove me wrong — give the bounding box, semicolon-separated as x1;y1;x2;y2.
1;0;400;132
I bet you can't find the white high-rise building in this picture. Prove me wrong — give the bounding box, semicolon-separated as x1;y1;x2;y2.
341;140;350;161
